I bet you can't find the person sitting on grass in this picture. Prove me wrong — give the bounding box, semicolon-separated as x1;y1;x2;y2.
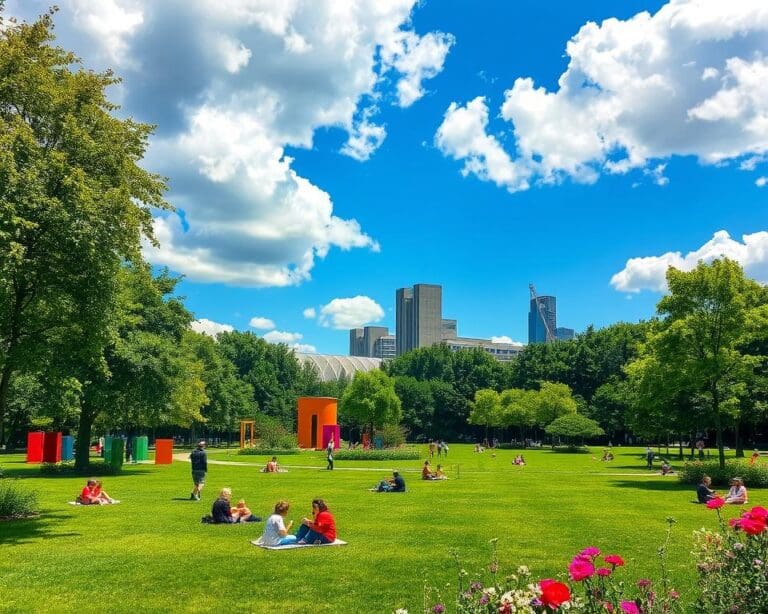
78;480;104;505
512;454;526;466
264;456;279;473
91;480;116;504
375;470;406;492
259;500;298;546
696;475;716;504
295;498;336;545
725;477;748;505
422;460;436;480
211;488;260;523
434;464;448;480
660;459;674;476
231;499;255;522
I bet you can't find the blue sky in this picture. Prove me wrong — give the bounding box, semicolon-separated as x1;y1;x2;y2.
7;0;768;353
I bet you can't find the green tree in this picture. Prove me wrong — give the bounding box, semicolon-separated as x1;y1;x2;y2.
533;381;578;427
468;388;502;439
394;375;435;437
628;259;768;469
340;370;402;435
0;10;167;446
500;388;537;439
545;413;604;446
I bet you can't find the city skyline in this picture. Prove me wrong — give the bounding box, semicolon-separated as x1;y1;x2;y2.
8;1;768;355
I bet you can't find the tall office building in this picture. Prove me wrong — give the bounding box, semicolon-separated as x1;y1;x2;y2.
555;327;575;341
441;319;457;340
528;295;557;344
396;283;443;355
372;335;396;360
349;328;365;356
350;326;392;358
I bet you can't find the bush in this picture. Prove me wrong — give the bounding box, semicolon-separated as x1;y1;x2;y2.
40;461;75;474
0;480;39;519
39;461;121;476
678;459;768;487
551;445;592;454
253;414;297;449
334;447;420;461
379;424;407;448
237;447;300;456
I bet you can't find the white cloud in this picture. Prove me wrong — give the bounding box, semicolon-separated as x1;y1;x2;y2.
262;330;316;354
190;318;234;337
757;176;768;187
643;163;669;186
302;307;317;319
248;316;275;330
491;336;525;345
318;296;385;329
437;1;768;192
381;30;455;107
9;1;453;287
611;229;768;292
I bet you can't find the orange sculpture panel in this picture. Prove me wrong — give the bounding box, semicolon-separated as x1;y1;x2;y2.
297;397;338;449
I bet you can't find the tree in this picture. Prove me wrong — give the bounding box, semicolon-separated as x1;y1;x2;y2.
468;388;502;439
340;370;402;435
0;10;167;446
394;375;435;437
500;388;537;439
545;413;604;446
628;259;768;469
533;382;578;427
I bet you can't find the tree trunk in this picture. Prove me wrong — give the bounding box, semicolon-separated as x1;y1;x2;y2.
735;420;744;458
0;363;13;447
714;394;725;470
75;405;95;471
678;435;683;460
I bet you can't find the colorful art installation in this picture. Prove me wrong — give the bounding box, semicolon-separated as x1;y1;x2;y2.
26;432;44;463
154;439;174;464
296;397;339;449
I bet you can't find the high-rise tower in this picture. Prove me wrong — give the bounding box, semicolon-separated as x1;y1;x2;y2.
396;284;442;356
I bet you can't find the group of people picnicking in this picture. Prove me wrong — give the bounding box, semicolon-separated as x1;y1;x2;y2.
77;479;116;505
421;460;447;480
697;475;749;505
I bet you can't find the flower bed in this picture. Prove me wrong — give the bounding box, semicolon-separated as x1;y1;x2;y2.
334;448;420;461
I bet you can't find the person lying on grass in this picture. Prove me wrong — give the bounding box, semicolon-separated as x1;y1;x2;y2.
295;498;336;545
374;470;406;492
78;480;115;505
260;500;298;546
211;488;260;523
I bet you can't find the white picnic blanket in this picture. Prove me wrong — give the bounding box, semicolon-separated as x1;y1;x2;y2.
68;500;121;505
251;538;347;550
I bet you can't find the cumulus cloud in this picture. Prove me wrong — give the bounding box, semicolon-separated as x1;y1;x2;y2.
318;296;385;329
8;1;453;287
491;335;525;345
611;229;768;292
262;330;316;354
437;0;768;192
190;318;234;337
249;316;275;330
302;307;316;319
756;176;768;187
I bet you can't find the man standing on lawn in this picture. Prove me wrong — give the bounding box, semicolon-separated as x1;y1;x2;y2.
190;440;207;501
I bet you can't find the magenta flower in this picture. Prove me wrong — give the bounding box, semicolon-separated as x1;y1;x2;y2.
706;497;726;509
580;546;601;558
620;601;640;614
749;506;768;520
597;567;612;577
432;604;445;614
569;557;596;581
637;578;652;589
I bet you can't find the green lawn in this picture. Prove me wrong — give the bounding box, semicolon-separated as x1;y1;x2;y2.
0;445;752;613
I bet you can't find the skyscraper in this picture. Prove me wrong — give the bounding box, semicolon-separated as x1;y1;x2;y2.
396;283;442;355
555;327;575;341
528;295;556;344
349;326;392;358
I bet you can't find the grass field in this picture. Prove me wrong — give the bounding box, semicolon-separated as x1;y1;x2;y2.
0;444;755;613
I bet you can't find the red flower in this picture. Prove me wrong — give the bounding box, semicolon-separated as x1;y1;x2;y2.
749;506;768;520
604;554;625;567
706;497;726;509
539;579;571;609
569;557;596;581
597;567;612;577
580;546;601;558
732;516;767;535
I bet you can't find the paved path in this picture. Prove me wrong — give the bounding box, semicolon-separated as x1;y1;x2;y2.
171;453;421;473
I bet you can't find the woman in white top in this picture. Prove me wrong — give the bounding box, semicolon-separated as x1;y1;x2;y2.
260;501;298;546
725;477;748;504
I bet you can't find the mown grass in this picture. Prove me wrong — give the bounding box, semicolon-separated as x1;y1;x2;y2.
0;445;754;613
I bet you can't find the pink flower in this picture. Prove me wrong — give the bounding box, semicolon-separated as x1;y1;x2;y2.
620;601;640;614
732;516;767;535
569;557;596;581
637;579;652;589
597;567;612;577
580;547;601;558
604;554;625;567
669;590;680;600
749;506;768;520
706;497;726;509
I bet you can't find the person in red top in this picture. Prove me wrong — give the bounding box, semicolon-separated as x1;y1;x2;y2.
295;498;336;544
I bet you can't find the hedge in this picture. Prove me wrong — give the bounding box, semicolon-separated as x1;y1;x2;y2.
237;448;300;456
678;459;768;488
333;448;420;461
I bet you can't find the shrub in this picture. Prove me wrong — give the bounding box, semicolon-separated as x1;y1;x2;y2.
334;448;420;461
0;480;39;519
379;424;407;448
38;461;121;476
678;459;768;487
551;445;591;454
253;414;297;449
237;447;300;456
40;461;75;474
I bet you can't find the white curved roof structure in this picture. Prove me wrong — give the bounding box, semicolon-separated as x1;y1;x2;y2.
297;353;382;382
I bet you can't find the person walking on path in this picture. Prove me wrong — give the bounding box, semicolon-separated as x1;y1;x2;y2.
326;437;334;470
645;446;655;470
190;440;207;500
